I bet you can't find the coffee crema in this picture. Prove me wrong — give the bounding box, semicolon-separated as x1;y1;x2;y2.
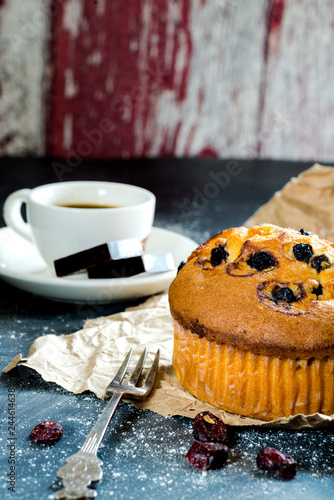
55;203;124;209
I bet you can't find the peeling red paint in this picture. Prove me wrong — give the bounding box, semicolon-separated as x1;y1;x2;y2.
269;0;285;31
177;0;193;102
0;133;14;149
159;121;182;156
198;146;218;158
197;86;205;114
257;0;286;157
45;0;193;159
45;2;67;158
184;125;197;156
46;0;145;158
140;0;192;103
263;0;285;62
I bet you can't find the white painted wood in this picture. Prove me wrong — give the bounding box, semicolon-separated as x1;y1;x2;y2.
260;0;334;161
0;0;333;162
136;0;269;158
0;0;51;155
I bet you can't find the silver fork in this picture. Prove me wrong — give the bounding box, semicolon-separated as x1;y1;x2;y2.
54;348;160;499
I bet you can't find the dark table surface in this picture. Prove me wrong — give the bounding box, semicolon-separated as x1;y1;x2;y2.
0;157;333;500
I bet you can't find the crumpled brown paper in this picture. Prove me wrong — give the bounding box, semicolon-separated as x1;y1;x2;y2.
245;163;334;239
4;163;334;428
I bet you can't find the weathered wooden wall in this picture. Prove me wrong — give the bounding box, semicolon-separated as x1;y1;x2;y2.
0;0;333;162
0;0;50;155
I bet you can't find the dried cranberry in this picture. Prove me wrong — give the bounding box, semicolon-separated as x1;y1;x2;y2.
185;441;228;470
299;229;312;236
177;261;186;273
311;283;323;297
272;286;296;304
210;246;228;267
247;252;277;271
30;421;63;443
193;411;228;443
256;447;297;478
293;243;313;263
310;255;330;273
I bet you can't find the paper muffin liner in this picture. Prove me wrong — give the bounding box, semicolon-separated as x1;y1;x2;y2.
172;320;334;421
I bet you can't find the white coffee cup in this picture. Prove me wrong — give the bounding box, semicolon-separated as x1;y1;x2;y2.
3;181;156;269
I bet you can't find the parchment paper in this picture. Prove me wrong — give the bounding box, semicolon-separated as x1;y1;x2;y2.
245;163;334;239
4;163;334;428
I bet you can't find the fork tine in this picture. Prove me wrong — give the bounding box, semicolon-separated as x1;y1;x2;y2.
128;348;147;386
109;348;133;387
142;349;160;395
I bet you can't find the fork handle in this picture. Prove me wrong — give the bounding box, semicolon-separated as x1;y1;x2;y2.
81;391;123;455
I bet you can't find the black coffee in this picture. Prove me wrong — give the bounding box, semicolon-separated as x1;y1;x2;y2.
55;203;122;209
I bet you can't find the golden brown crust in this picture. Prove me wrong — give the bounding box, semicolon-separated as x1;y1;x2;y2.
169;224;334;359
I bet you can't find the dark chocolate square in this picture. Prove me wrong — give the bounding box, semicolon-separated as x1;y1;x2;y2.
87;256;145;279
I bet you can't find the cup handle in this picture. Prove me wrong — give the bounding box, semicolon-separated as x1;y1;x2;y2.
3;189;33;242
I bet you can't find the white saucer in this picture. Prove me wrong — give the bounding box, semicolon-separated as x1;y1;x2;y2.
0;227;198;303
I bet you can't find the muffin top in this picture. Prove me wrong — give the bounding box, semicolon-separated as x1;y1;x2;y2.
168;224;334;359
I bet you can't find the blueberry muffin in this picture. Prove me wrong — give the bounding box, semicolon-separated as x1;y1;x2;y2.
169;224;334;421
